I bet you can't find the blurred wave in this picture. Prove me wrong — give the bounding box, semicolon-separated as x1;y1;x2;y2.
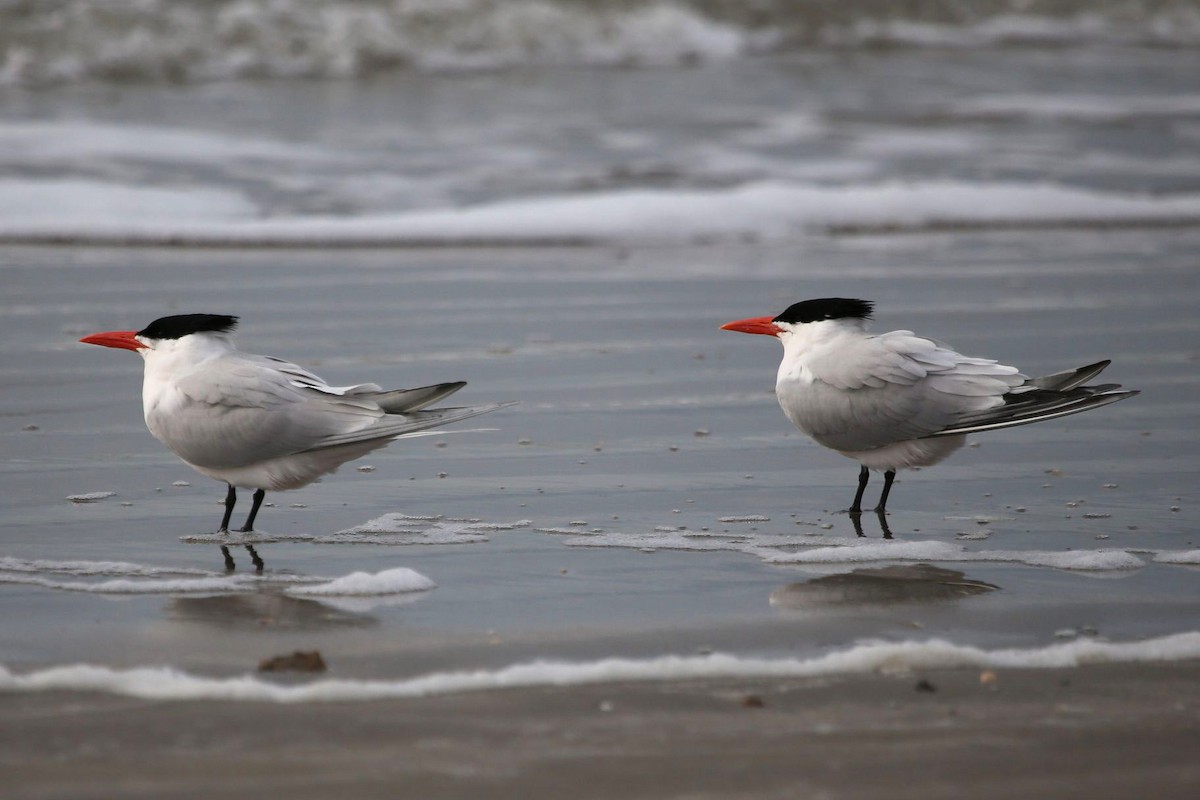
3;0;1198;86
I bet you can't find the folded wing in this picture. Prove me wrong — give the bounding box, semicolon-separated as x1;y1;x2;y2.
148;356;501;470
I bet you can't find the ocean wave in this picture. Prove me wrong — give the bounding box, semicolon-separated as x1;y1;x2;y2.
2;632;1199;702
0;0;762;86
2;0;1197;86
3;180;1198;247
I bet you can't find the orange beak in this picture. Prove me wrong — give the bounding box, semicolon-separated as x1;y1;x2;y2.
80;330;145;352
719;316;782;336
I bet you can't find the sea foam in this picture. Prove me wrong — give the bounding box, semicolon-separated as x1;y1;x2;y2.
286;567;436;597
2;632;1198;704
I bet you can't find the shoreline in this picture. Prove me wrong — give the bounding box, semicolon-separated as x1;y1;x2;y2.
3;660;1198;799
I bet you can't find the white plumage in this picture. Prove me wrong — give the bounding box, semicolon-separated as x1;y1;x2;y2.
722;298;1136;513
82;314;509;554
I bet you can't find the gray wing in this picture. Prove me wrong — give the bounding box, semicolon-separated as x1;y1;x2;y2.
148;356;501;470
789;331;1025;452
249;355;467;412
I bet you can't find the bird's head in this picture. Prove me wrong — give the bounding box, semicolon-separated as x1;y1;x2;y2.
80;314;239;358
721;298;874;342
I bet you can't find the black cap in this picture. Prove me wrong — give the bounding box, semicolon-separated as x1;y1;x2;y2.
137;314;239;340
773;299;873;325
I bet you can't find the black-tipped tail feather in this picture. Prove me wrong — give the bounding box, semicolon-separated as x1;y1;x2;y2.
307;401;517;452
1024;360;1112;392
370;381;467;414
923;361;1137;438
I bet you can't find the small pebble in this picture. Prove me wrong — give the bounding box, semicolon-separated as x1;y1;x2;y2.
258;650;327;673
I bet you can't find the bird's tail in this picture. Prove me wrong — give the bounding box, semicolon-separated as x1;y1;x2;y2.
923;361;1137;438
368;381;467;413
310;401;518;451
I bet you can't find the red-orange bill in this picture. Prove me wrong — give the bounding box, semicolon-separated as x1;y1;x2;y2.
719;316;782;336
80;330;145;351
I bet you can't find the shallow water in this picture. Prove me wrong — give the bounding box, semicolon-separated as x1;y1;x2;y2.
1;3;1198;694
2;232;1197;685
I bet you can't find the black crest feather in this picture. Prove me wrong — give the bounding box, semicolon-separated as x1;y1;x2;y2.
773;298;873;325
138;314;239;340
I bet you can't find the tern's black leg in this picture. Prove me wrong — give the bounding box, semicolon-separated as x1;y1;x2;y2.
238;489;266;532
874;469;897;514
220;545;236;571
218;483;237;532
849;465;870;514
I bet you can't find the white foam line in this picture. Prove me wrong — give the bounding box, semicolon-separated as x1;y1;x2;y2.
1154;550;1200;565
0;573;256;594
568;533;1152;571
763;543;1146;571
2;633;1198;704
0;556;211;577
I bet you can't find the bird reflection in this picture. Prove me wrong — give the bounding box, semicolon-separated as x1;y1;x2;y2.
168;590;376;630
770;564;998;609
849;509;893;539
220;544;264;572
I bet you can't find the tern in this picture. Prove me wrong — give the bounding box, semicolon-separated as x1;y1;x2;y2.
721;298;1137;515
81;314;510;568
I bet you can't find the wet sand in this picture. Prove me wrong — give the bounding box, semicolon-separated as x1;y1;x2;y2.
4;661;1199;799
